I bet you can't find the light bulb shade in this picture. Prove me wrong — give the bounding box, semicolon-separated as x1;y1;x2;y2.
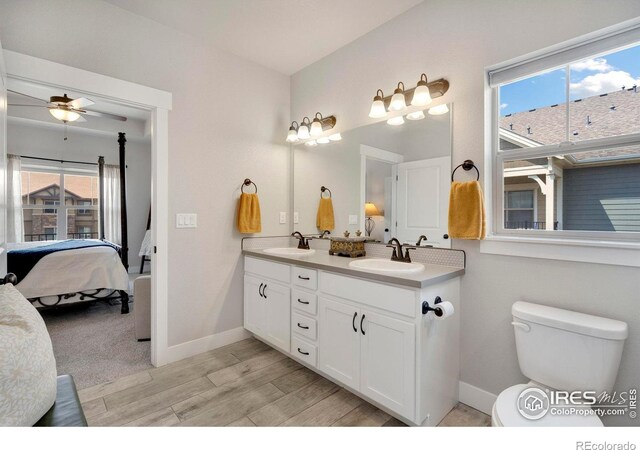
428;104;449;115
286;127;299;142
406;110;425;121
297;124;310;139
304;140;317;147
369;99;387;118
365;202;381;217
411;84;432;106
317;137;330;144
387;115;404;126
389;91;406;111
49;107;80;122
328;133;342;141
310;119;323;137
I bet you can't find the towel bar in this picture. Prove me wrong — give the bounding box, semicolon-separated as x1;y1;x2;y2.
320;186;332;198
451;160;479;182
242;178;258;193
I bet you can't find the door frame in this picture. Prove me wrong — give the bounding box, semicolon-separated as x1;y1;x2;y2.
3;50;172;367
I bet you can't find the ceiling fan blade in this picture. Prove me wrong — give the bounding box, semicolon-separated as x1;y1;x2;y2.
8;103;46;107
81;109;127;122
7;89;50;104
75;115;87;123
68;97;94;109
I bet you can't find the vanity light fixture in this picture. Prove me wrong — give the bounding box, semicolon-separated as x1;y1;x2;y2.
428;104;450;115
389;82;407;111
411;74;433;107
368;89;387;118
328;133;342;141
286;121;299;142
297;117;311;139
317;137;330;144
406;110;425;121
387;115;405;126
310;112;325;137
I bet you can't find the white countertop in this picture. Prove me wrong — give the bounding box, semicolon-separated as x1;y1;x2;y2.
242;248;464;289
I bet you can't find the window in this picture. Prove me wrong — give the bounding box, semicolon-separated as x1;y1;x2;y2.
21;168;99;242
489;26;640;247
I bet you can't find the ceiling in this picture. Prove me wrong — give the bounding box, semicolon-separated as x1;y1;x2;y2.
102;0;424;75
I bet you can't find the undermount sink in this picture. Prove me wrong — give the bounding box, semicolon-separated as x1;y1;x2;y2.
263;247;316;256
348;258;425;274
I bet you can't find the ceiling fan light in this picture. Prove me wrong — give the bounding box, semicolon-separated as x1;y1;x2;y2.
406;110;425;121
49;107;80;122
389;83;407;111
428;104;449;115
387;115;405;126
328;133;342;141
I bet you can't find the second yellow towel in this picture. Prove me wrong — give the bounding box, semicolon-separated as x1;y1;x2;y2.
316;197;335;231
448;180;486;240
237;193;262;234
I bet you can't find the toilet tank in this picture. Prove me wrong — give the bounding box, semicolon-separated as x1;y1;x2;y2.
512;301;628;394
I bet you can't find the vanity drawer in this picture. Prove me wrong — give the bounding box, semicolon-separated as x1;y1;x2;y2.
292;336;317;367
292;266;318;290
245;257;290;284
292;312;317;341
292;289;317;315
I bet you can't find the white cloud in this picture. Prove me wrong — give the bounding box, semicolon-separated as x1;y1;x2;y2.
500;103;508;109
571;57;613;72
569;70;640;98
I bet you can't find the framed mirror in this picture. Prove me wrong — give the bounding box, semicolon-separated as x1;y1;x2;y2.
293;104;452;248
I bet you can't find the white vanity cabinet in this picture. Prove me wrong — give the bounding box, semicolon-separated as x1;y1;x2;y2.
243;255;460;426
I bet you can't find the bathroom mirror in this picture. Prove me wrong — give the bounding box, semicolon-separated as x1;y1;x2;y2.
293;104;452;248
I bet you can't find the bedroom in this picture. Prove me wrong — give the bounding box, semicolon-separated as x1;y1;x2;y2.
6;82;153;387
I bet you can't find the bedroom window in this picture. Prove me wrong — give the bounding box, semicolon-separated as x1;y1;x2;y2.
488;29;640;245
21;168;100;242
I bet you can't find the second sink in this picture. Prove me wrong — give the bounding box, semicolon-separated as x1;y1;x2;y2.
348;258;425;274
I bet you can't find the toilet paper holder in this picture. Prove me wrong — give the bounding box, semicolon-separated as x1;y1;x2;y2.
422;296;444;317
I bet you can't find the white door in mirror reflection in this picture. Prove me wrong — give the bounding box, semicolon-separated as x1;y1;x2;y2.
395;156;451;248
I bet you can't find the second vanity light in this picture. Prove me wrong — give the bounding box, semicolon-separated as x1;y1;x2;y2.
286;112;340;145
369;73;450;122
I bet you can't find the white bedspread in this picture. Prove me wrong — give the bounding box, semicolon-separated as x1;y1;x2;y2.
7;241;129;300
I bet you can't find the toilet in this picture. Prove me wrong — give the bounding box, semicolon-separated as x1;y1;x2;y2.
492;301;628;427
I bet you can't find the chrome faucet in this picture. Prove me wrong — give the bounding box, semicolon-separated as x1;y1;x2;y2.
387;238;416;263
291;231;310;250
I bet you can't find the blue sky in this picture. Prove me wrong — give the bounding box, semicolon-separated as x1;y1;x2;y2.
500;44;640;116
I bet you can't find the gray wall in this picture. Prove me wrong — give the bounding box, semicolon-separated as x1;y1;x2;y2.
564;163;640;232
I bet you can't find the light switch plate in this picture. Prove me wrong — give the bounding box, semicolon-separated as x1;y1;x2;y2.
176;213;197;228
279;212;287;224
348;215;358;225
293;212;299;224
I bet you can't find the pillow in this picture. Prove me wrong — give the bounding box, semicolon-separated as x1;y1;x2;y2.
0;284;57;426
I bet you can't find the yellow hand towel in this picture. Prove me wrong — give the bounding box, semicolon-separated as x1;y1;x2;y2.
316;197;335;231
237;193;262;234
448;180;486;240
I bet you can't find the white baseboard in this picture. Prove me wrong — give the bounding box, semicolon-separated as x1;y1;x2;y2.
459;381;497;415
165;326;251;364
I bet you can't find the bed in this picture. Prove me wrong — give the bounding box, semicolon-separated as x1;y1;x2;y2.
6;132;133;314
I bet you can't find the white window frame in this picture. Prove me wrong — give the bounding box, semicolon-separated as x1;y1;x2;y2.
483;18;640;267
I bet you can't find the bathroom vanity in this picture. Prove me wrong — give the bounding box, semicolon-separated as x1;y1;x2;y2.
242;242;464;426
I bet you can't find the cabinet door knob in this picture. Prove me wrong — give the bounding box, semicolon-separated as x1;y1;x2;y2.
258;283;264;298
297;348;310;356
297;298;310;305
352;312;358;333
297;323;309;330
360;314;366;336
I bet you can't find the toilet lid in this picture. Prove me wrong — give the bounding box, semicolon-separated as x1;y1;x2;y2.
494;384;603;427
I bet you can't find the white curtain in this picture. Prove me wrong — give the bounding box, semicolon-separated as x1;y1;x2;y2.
103;164;121;245
7;155;24;243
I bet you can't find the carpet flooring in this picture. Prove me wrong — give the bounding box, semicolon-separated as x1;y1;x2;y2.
40;299;152;390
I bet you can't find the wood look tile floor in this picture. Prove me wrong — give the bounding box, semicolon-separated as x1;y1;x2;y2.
79;338;491;427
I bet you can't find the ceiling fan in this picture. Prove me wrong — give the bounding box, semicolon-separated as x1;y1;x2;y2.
8;90;128;123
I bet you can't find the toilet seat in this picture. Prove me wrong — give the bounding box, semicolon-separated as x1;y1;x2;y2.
492;384;603;427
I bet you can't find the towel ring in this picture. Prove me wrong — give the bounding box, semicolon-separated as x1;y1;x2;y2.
451;160;479;182
242;178;258;194
320;186;332;198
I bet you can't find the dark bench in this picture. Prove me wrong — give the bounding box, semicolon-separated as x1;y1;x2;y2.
33;375;87;427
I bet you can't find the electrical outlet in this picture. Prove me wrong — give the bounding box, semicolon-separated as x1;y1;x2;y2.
279;211;287;224
348;215;358;225
293;212;299;224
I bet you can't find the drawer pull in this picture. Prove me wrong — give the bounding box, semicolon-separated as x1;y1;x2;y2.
297;322;309;330
262;284;268;299
352;312;358;333
259;283;264;298
360;314;366;336
297;298;310;305
297;348;310;356
298;275;310;280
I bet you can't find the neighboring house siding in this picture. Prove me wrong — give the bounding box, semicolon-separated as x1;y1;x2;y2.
563;163;640;232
